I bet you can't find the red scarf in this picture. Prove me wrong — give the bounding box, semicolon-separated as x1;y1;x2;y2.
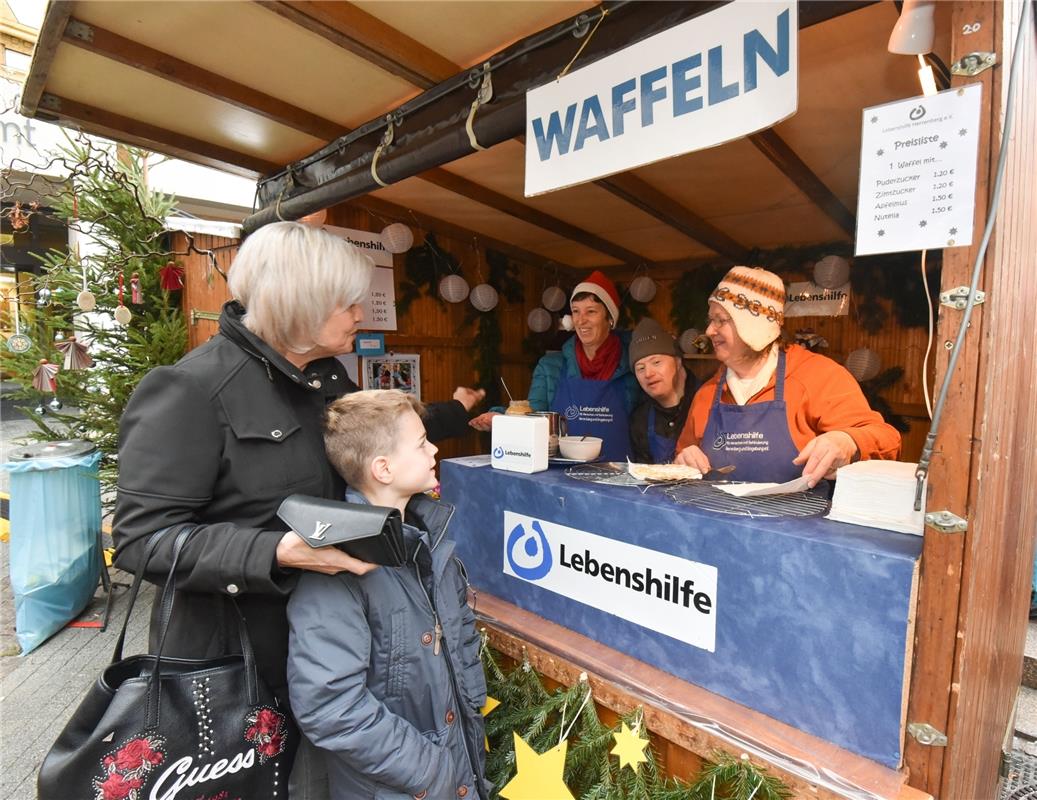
575;333;622;381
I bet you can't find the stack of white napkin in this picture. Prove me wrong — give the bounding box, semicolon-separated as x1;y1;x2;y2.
826;460;925;535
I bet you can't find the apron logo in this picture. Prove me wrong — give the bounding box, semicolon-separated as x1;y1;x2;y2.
712;434;726;450
563;405;580;421
505;520;553;580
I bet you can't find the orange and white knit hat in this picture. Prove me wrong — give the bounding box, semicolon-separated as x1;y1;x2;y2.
709;267;786;351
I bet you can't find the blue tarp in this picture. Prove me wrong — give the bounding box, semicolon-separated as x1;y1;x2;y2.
3;447;102;654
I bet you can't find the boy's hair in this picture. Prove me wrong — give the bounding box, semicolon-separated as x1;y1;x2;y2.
324;390;426;488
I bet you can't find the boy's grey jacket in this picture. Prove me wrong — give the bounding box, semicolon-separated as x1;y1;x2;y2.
287;491;490;800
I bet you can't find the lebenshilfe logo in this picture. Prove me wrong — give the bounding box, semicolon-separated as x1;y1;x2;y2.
505;520;552;580
564;404;580;420
502;511;718;651
492;446;504;459
712;434;726;450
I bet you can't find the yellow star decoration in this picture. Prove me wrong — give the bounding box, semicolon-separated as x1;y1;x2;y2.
481;696;500;751
499;732;576;800
610;722;650;771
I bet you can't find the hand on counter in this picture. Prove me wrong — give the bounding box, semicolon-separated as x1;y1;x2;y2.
793;431;859;488
453;386;486;412
276;531;379;576
674;445;711;473
469;411;499;432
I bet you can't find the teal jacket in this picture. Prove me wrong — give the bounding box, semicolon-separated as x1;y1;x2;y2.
528;331;642;413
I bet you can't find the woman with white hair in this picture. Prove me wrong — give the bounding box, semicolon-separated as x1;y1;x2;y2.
674;266;900;486
112;222;483;797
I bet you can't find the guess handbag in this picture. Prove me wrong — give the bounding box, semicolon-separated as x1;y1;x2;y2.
37;525;297;800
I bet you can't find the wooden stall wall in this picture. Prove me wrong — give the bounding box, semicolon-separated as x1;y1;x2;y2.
171;231;237;350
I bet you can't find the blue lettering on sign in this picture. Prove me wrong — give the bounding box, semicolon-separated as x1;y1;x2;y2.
530;8;791;163
531;103;578;161
506;520;553;581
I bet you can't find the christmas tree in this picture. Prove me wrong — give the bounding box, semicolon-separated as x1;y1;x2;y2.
2;137;187;499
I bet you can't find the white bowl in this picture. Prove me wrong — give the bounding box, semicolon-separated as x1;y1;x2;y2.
558;436;602;461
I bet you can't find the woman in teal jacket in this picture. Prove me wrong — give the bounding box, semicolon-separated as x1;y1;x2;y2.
471;270;641;461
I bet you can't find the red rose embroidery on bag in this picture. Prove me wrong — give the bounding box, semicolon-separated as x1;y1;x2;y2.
243;706;287;764
93;733;166;800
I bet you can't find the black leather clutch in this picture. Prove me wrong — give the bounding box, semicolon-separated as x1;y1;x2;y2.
276;494;407;567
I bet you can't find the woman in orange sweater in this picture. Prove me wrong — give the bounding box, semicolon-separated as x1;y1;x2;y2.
674;267;901;487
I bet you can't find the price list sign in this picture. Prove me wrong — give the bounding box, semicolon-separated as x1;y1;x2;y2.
856;84;982;256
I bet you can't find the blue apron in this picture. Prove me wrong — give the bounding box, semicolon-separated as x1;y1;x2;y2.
700;350;801;483
551;372;630;462
647;405;679;464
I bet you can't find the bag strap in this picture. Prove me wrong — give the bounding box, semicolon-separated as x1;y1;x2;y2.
144;527;261;729
110;525;185;663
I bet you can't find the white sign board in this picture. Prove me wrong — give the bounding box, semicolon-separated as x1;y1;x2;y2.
503;511;718;651
784;281;850;317
855;84;982;256
525;1;797;196
323;226;397;330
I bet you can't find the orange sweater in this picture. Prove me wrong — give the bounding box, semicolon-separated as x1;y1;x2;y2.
676;345;902;461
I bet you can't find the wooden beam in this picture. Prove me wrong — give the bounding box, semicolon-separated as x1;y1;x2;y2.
939;4;1037;798
420;167;647;266
256;0;459;89
748;128;856;237
594;172;750;261
17;0;71;115
61;17;347;142
352;195;579;276
34;94;276;178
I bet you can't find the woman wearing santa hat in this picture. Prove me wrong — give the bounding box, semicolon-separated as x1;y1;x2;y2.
674;267;901;486
471;270;641;461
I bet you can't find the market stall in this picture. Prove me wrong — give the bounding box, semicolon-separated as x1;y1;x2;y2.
15;1;1036;799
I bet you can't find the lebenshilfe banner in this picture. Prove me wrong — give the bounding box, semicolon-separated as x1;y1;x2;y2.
525;0;798;196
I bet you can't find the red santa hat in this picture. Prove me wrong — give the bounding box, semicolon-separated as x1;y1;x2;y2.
570;270;620;326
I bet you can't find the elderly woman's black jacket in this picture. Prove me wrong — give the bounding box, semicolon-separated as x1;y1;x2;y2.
113;301;470;702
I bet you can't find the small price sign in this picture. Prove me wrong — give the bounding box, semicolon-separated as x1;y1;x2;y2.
855;84;982;256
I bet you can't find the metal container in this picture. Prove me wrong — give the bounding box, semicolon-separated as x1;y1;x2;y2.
526;411;566;456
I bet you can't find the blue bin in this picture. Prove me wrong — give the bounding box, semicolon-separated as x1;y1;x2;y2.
3;440;102;654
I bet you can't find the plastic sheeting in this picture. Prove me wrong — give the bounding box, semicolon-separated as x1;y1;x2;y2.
3;443;102;654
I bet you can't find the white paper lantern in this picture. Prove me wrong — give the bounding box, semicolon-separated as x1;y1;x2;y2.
845;347;882;382
527;307;553;333
629;275;657;303
438;274;469;303
380;223;414;254
470;283;499;312
814;255;851;289
679;328;701;355
541;285;567;312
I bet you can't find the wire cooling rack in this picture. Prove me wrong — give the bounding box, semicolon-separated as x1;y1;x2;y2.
564;463;646;487
664;480;832;518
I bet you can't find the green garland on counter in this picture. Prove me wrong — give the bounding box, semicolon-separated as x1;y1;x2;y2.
481;637;792;800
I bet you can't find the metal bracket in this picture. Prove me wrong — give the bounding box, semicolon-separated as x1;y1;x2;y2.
924;510;968;533
908;722;948;746
951;51;997;77
65;19;94;43
940;286;986;310
190;309;220;325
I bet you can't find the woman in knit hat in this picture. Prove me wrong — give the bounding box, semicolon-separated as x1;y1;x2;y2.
470;270;641;461
674;267;900;486
628;317;699;464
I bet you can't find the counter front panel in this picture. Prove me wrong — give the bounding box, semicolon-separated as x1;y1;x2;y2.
440;459;922;768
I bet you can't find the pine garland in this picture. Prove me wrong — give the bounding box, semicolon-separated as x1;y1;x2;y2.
397;233;454;316
480;635;791;800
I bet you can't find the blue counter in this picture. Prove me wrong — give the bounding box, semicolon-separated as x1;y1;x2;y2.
440;459;922;768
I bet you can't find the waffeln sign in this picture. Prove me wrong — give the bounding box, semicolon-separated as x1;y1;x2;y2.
525;1;798;196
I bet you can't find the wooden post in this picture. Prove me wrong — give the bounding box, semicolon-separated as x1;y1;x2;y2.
940;0;1037;796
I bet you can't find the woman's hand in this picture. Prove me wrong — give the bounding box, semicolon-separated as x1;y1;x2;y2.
468;411;499;431
453;386;486;411
674;445;711;473
793;431;859;488
276;531;379;575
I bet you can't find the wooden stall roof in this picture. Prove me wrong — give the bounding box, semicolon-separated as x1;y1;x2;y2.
20;0;952;271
